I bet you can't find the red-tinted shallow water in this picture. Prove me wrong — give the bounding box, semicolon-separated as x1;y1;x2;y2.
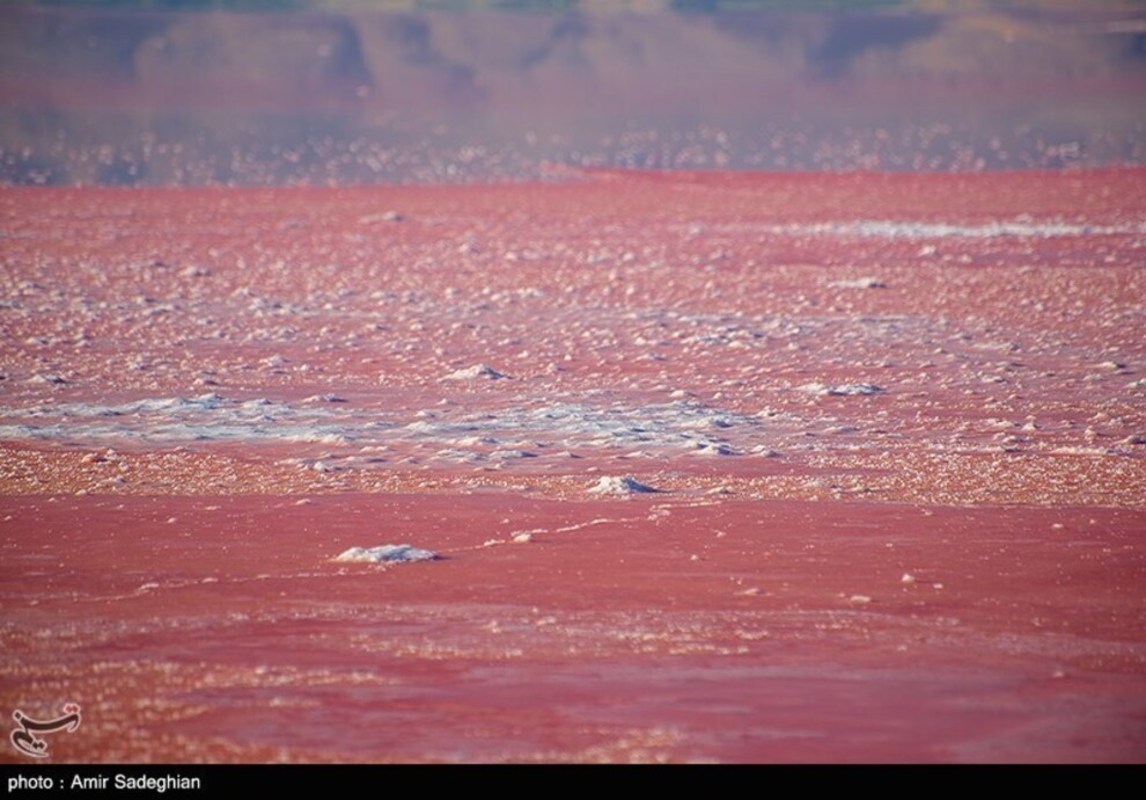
3;494;1144;763
2;170;1145;762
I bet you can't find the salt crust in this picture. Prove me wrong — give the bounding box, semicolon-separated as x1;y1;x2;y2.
334;544;439;563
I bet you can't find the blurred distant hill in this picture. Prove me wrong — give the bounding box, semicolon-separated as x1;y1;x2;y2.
2;0;1143;183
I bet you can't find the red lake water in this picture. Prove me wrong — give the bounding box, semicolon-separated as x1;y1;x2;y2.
2;169;1145;762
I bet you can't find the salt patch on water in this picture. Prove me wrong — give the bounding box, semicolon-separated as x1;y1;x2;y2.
443;364;508;381
0;393;365;445
800;383;884;397
828;277;887;289
394;400;760;457
589;476;660;495
0;393;790;462
694;442;736;456
333;545;439;563
302;394;348;404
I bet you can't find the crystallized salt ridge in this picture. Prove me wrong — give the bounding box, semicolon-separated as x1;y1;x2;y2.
334;545;440;563
588;476;660;495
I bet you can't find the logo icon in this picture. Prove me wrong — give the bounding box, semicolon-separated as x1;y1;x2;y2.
10;704;82;758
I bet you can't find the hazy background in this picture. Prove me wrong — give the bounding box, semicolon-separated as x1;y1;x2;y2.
2;0;1144;185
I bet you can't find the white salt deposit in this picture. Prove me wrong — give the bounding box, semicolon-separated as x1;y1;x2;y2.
684;219;1146;240
695;442;735;456
589;476;660;495
0;391;792;466
443;364;508;381
334;545;439;563
801;383;884;397
17;364;1124;467
828;277;887;289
